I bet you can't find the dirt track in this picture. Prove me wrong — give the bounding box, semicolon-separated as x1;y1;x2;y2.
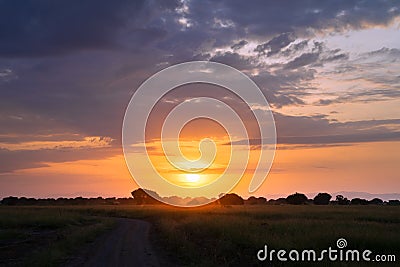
66;218;159;267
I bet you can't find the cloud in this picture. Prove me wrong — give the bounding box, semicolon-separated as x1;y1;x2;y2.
274;113;400;137
313;47;400;105
0;0;180;57
0;68;17;82
283;41;349;69
254;32;296;56
323;52;349;62
0;0;399;175
279;131;400;145
229;114;400;146
315;88;400;106
0;134;116;173
1;0;399;59
0;146;120;173
0;136;114;151
251;69;315;108
285;52;319;69
363;47;400;58
231;40;248;50
210;51;256;71
185;0;400;42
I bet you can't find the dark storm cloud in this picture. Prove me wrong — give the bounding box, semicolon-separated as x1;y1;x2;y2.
0;0;180;57
0;0;130;57
1;0;399;58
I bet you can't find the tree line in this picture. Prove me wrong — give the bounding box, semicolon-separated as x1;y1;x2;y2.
1;189;399;206
212;192;400;206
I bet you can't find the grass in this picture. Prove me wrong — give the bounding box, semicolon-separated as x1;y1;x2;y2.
0;206;114;267
1;205;399;266
145;205;400;266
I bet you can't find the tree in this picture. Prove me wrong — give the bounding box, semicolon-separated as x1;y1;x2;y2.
313;193;332;205
219;193;244;205
388;200;400;206
1;196;19;205
246;196;258;205
257;197;267;204
246;196;267;205
286;193;307;205
350;198;368;205
336;195;350;205
131;188;149;205
369;198;383;205
131;188;161;205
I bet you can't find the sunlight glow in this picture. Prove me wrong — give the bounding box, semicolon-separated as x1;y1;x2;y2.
185;173;201;183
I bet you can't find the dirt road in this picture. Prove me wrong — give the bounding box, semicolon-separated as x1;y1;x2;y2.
66;218;159;267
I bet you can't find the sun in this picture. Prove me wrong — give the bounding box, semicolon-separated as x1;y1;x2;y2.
185;173;201;183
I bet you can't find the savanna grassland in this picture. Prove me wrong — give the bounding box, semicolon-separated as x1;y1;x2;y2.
0;207;114;266
0;205;399;266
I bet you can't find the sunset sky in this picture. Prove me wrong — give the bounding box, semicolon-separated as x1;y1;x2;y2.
0;0;399;199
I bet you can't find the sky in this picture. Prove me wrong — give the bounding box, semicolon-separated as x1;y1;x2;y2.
0;0;399;199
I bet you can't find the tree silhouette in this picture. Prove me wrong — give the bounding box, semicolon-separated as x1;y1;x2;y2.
131;188;162;204
246;196;267;205
219;193;244;205
350;198;368;205
286;193;307;205
313;193;332;205
336;195;350;205
388;200;400;206
1;196;18;205
2;190;399;207
369;198;383;205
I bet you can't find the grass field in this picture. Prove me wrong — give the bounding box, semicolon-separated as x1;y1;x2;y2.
0;207;114;266
0;205;399;266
